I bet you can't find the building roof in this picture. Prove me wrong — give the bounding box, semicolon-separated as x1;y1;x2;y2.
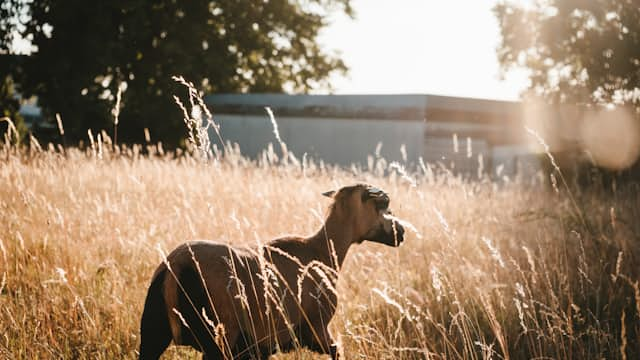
204;93;522;122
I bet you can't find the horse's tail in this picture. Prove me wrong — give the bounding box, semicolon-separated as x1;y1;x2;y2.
139;266;172;360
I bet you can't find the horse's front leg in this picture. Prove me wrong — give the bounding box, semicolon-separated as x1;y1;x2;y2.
312;329;339;360
329;343;339;360
297;321;339;359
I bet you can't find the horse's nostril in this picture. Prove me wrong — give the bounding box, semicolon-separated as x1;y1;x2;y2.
394;223;405;239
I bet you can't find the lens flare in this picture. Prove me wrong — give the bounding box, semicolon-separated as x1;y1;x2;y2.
581;107;640;170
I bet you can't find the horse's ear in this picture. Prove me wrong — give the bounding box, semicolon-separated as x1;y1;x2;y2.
322;190;336;198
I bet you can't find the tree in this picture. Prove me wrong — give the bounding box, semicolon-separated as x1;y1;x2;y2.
0;74;21;124
0;0;352;146
495;0;640;177
0;56;26;142
494;0;640;107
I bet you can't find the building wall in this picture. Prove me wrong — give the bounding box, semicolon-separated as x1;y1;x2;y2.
205;94;542;177
423;135;491;174
212;114;426;166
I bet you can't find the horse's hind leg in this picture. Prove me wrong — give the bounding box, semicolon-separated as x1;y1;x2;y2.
297;321;338;359
139;269;172;360
201;347;224;360
178;267;241;360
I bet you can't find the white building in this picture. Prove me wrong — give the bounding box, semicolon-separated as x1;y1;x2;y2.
205;94;539;177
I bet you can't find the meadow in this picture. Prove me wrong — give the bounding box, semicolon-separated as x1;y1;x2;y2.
1;119;639;359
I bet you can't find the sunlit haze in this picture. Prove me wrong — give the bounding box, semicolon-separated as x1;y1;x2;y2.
319;0;530;100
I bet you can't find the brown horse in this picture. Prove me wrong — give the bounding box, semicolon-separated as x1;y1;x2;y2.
139;184;405;359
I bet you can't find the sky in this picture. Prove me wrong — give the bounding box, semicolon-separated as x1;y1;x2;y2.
10;1;529;101
318;0;530;100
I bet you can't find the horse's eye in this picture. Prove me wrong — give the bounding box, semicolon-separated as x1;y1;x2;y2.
376;199;389;210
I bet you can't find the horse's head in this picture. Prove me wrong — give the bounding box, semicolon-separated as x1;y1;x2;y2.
323;184;405;247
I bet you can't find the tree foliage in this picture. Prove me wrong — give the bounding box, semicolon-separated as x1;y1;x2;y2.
494;0;640;107
0;56;26;141
0;0;351;146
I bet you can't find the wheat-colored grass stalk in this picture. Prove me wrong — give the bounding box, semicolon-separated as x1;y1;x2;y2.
265;106;289;165
1;112;638;359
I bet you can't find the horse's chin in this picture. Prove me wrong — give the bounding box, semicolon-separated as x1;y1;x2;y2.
363;225;405;247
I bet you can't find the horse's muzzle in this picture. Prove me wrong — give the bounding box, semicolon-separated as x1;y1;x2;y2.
392;221;405;245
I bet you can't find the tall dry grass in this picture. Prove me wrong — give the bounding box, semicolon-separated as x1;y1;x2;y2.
2;83;640;359
1;138;638;359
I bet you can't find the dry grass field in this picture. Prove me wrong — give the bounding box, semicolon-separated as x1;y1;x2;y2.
1;128;639;359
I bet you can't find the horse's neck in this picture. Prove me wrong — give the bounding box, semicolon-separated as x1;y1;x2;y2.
308;214;354;270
